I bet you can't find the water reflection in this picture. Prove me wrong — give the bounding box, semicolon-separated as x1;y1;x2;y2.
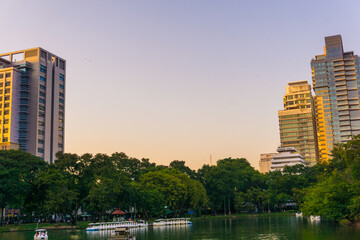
2;216;360;240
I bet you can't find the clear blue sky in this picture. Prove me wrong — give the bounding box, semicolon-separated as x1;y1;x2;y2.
1;0;360;169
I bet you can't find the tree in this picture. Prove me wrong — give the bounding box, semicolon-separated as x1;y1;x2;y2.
301;135;360;222
87;171;132;217
35;167;78;225
201;158;260;214
0;150;46;225
170;160;197;179
138;169;207;217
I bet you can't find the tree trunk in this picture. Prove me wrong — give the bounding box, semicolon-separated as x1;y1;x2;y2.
0;207;4;226
346;216;354;223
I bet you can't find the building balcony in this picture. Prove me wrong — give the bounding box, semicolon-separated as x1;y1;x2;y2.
333;61;344;66
334;71;345;76
345;71;356;76
338;111;350;116
335;80;346;86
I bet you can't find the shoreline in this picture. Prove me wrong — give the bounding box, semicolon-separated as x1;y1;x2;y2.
0;212;295;233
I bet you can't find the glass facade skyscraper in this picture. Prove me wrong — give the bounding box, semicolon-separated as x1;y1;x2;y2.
278;81;319;166
311;35;360;162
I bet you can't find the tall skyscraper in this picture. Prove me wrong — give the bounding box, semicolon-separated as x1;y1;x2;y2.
278;81;319;166
311;35;360;162
0;48;65;163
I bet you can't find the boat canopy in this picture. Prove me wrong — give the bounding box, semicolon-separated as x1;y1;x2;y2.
35;229;47;232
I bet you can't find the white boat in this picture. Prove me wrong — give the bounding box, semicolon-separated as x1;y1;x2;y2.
152;218;192;226
109;227;136;240
309;215;320;221
295;212;303;217
34;229;48;240
86;221;148;231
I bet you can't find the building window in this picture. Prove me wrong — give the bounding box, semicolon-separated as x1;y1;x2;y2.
3;128;8;133
40;91;46;97
59;135;63;140
39;112;45;118
37;148;44;153
59;105;64;110
38;139;44;144
4;119;9;124
40;65;46;73
5;73;11;78
4;110;9;115
59;73;65;81
5;89;10;94
59;92;64;97
38;130;44;136
39;106;45;111
59;118;63;123
59;99;64;103
39;99;46;104
4;96;10;101
5;82;10;87
58;126;63;131
38;121;45;127
0;74;3;79
4;103;9;108
3;138;8;142
59;60;65;70
59;111;64;117
40;76;46;82
59;84;64;89
40;50;47;59
40;85;46;90
58;143;63;148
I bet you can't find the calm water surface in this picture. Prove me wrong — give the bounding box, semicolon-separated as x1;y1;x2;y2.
1;216;360;240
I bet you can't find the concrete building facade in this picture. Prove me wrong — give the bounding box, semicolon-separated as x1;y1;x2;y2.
270;147;304;172
0;48;65;163
259;153;277;173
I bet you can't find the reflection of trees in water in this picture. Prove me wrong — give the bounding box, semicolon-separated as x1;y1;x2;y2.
134;225;191;239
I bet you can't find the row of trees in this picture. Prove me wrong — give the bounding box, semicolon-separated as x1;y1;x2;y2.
1;136;360;225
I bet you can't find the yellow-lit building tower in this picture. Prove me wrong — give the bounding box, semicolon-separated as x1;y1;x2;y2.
0;58;21;150
311;35;360;163
278;81;319;166
0;48;65;163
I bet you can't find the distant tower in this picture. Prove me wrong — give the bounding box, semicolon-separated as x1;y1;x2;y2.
0;48;66;163
278;81;319;166
311;35;360;162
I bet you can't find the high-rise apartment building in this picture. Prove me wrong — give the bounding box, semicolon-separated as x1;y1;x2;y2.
0;48;65;163
311;35;360;162
278;81;319;166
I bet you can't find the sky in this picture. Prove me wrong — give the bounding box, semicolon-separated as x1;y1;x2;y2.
1;0;360;170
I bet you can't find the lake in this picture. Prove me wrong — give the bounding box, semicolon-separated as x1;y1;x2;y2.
1;215;360;240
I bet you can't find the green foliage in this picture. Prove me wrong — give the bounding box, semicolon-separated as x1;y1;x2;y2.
137;169;207;216
201;158;263;212
35;167;78;218
0;150;46;225
301;135;360;222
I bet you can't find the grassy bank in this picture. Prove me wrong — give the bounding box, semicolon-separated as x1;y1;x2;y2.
0;222;90;233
